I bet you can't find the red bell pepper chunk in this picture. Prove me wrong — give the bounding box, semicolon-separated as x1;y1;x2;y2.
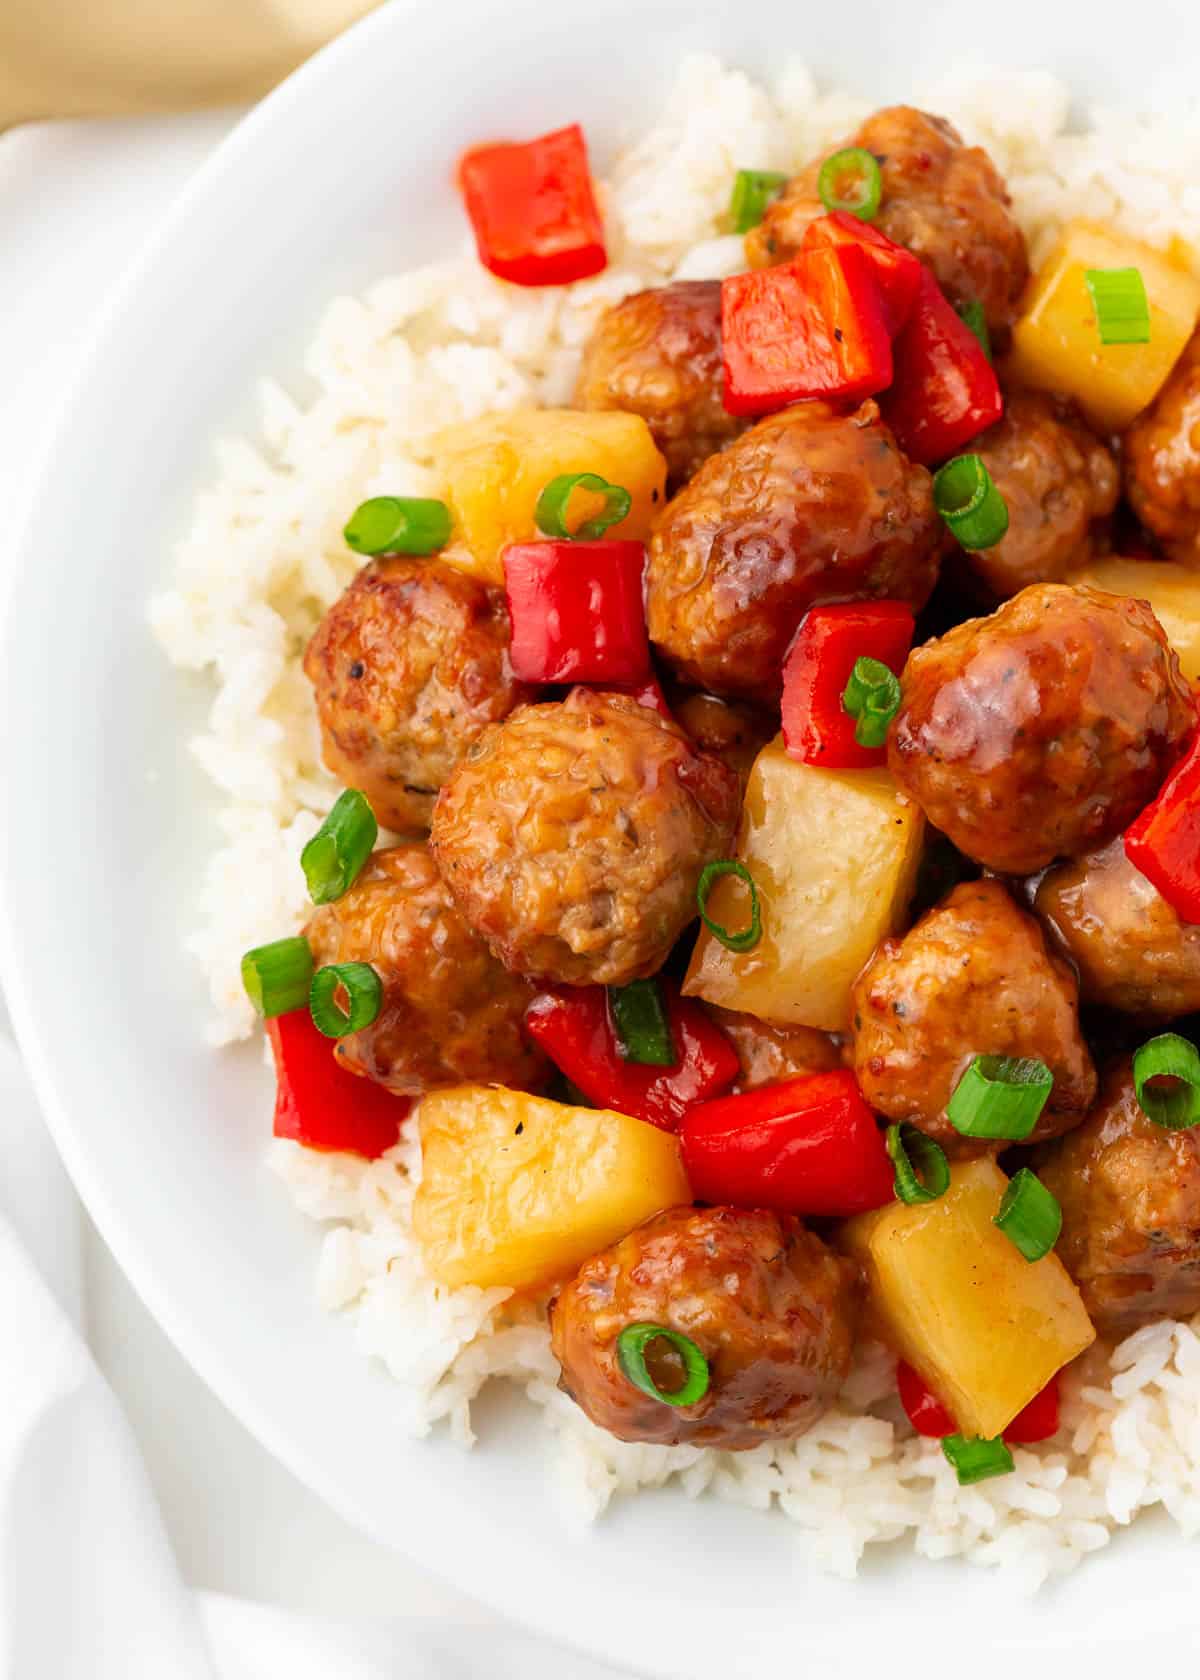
801;212;923;337
879;267;1003;465
503;539;650;685
457;123;606;287
1124;730;1200;923
266;1009;410;1160
679;1070;895;1218
896;1361;1061;1445
720;242;894;417
524;982;739;1131
781;601;915;770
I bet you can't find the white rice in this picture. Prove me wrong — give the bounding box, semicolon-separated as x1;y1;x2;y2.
152;55;1200;1582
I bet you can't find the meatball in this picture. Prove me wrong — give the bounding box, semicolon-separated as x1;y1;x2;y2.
1123;326;1200;559
304;556;530;832
959;391;1118;600
852;880;1095;1149
672;692;775;797
430;691;739;986
574;281;745;488
746;106;1028;330
647;401;941;705
888;583;1192;874
705;1006;842;1092
305;844;547;1095
1037;1063;1200;1335
548;1206;859;1449
1035;836;1200;1018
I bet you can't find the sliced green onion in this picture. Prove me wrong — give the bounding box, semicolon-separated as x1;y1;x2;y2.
535;473;631;541
933;455;1010;551
993;1168;1062;1262
608;979;675;1067
301;789;378;906
1085;267;1151;346
941;1433;1015;1486
729;168;788;233
842;656;902;749
616;1324;710;1408
309;962;383;1038
241;936;314;1019
886;1123;950;1206
1133;1032;1200;1130
344;496;452;557
946;1055;1054;1141
956;298;992;363
817;147;883;221
697;859;762;953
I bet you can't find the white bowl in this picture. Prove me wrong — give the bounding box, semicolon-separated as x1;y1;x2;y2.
3;2;1198;1672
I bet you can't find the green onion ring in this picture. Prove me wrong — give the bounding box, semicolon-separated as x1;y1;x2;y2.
696;859;762;953
608;978;676;1067
1085;266;1151;346
535;473;632;542
301;789;378;906
946;1055;1054;1141
344;495;453;557
886;1123;950;1206
241;936;314;1019
309;962;383;1039
616;1324;710;1407
817;147;883;221
933;454;1010;551
941;1433;1015;1486
1133;1033;1200;1130
842;655;902;749
993;1168;1062;1262
729;168;789;233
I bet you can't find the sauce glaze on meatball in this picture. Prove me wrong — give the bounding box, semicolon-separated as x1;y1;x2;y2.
1123;325;1200;560
705;1006;843;1092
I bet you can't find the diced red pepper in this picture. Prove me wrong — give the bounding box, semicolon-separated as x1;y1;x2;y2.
801;212;923;337
524;982;739;1131
503;539;650;685
720;243;894;417
879;267;1003;465
781;601;915;770
678;1070;895;1218
896;1361;1061;1445
266;1009;409;1159
457;123;606;287
1124;730;1200;923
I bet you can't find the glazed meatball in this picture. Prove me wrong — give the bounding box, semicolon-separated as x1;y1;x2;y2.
1123;326;1200;559
1036;836;1200;1018
672;692;775;797
746;106;1028;330
1037;1063;1200;1335
852;880;1095;1149
574;281;745;488
305;844;547;1095
304;556;530;832
548;1206;860;1449
647;401;941;705
430;691;739;986
958;391;1118;599
888;584;1193;874
705;1007;842;1092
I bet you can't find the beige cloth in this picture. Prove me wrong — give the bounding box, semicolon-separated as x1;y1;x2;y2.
0;0;381;129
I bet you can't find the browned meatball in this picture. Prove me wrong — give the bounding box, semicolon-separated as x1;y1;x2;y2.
1037;1063;1200;1334
305;844;547;1095
705;1006;842;1092
1036;836;1200;1018
548;1206;859;1449
746;107;1028;330
1124;327;1200;560
672;692;775;797
430;691;739;986
852;880;1095;1149
304;557;530;833
574;281;745;488
647;401;941;705
888;584;1192;874
959;392;1118;599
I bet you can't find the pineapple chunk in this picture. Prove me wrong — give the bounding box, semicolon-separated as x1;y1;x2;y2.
683;739;924;1031
1006;220;1200;432
1068;556;1200;682
413;1085;690;1292
841;1158;1095;1439
427;409;667;584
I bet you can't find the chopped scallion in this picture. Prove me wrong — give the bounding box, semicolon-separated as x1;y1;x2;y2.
608;979;675;1067
344;496;452;557
309;962;383;1038
616;1324;710;1407
729;168;788;233
993;1168;1062;1262
301;789;378;905
941;1433;1014;1486
696;860;762;953
1085;267;1151;346
956;298;992;363
933;454;1009;551
817;147;883;221
535;472;631;542
1133;1032;1200;1130
241;936;314;1019
946;1055;1054;1141
886;1123;950;1206
842;656;902;749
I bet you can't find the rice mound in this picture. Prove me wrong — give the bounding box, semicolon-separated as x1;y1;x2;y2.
151;55;1200;1585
